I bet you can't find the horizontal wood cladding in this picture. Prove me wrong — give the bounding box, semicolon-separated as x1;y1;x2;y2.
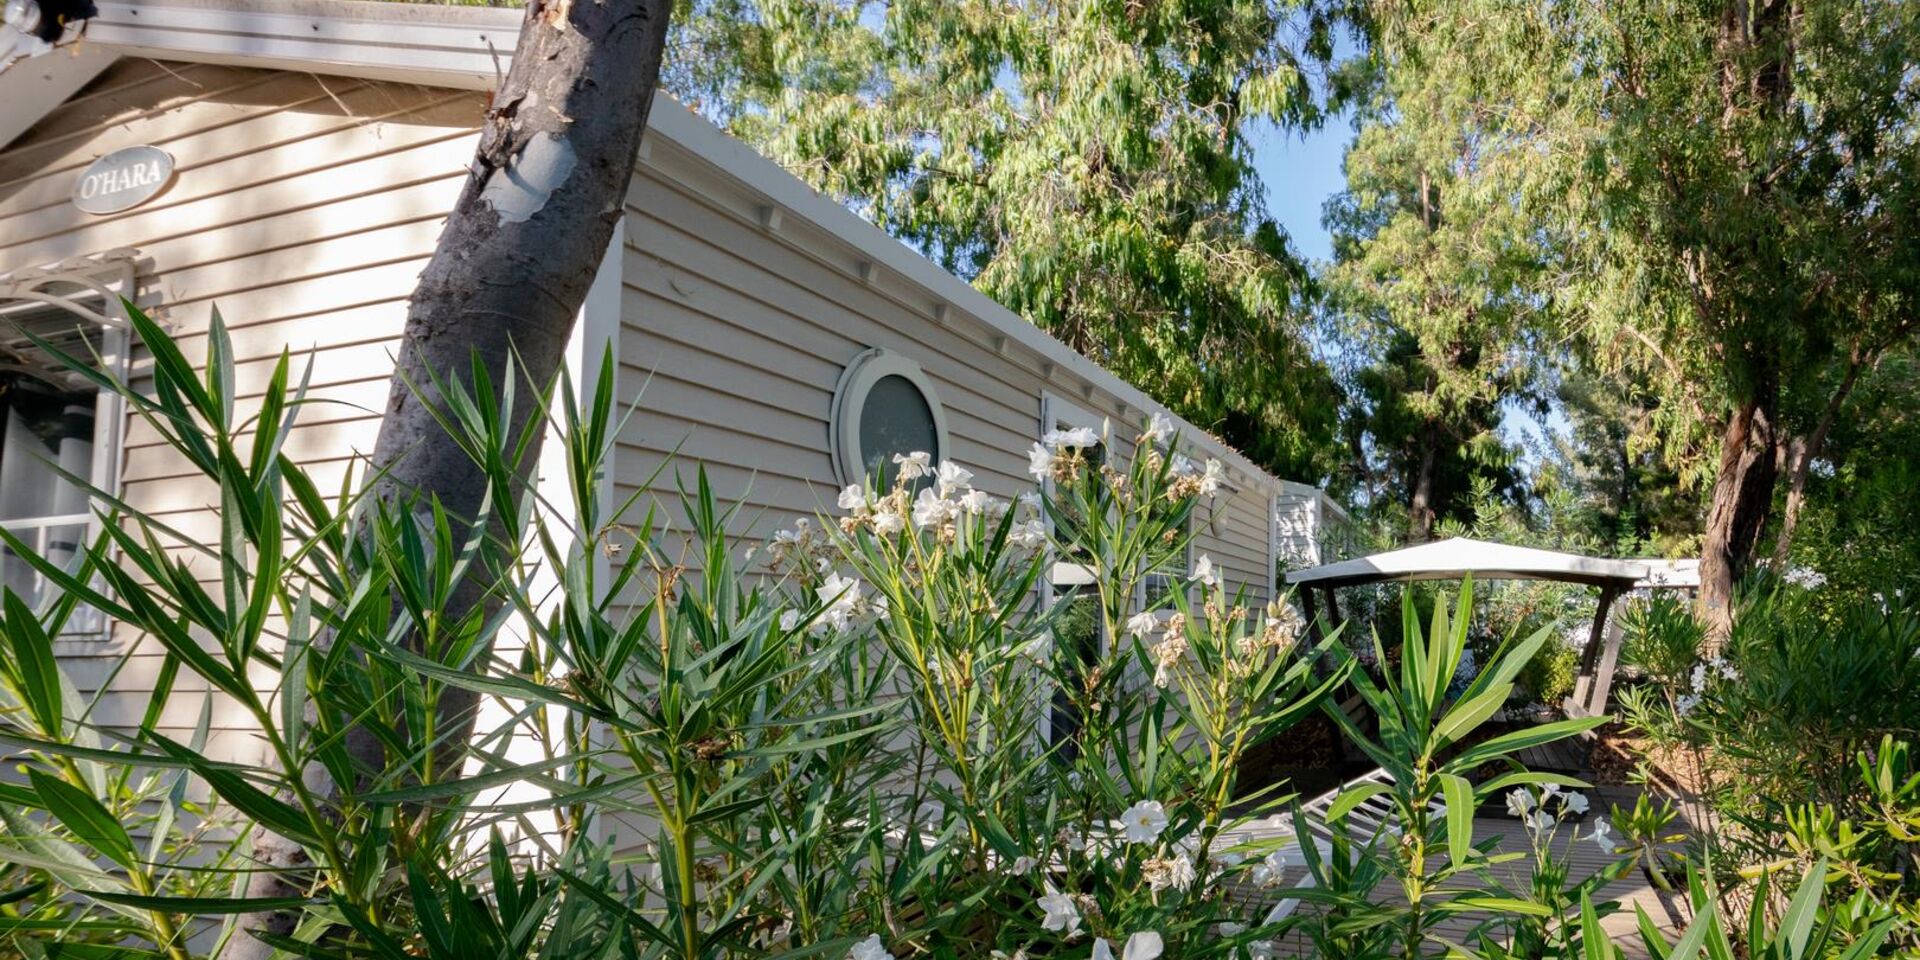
4;60;486;746
617;143;1279;602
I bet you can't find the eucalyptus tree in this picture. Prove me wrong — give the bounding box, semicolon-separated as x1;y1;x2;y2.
664;0;1349;481
1353;0;1920;629
1320;50;1541;543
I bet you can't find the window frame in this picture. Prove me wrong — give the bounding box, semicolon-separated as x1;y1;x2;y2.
827;346;950;488
0;257;136;641
1037;391;1109;747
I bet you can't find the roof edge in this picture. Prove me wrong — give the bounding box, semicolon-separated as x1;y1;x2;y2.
80;0;522;89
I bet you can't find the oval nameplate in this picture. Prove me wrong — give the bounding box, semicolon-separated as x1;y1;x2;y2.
72;145;175;215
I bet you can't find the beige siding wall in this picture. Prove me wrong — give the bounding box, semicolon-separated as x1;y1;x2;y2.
9;61;1292;772
614;133;1283;604
0;58;486;762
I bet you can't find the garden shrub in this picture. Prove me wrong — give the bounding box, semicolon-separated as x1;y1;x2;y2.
1515;634;1578;705
1618;592;1703;688
0;312;1904;959
1619;582;1920;953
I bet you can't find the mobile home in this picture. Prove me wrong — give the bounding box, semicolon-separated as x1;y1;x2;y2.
0;0;1347;766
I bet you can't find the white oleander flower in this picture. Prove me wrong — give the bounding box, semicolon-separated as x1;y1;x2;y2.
1092;931;1164;960
912;487;954;528
936;460;974;496
817;572;860;608
1120;800;1169;844
1142;412;1176;444
1027;442;1055;481
1505;788;1535;817
892;451;933;480
815;573;881;633
1044;426;1101;450
958;488;997;515
1198;459;1226;496
1190;554;1219;587
1127;610;1162;638
1008;855;1038;875
1587;817;1614;853
1011;518;1049;549
1525;810;1557;835
1037;881;1080;933
873;511;904;536
837;484;868;512
848;934;894;960
779;610;802;632
1562;791;1590;815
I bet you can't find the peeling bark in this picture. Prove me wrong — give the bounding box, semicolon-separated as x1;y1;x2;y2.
1698;392;1779;643
221;0;672;955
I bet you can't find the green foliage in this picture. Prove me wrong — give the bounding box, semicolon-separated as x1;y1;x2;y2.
1312;579;1610;956
664;0;1346;482
0;312;1354;958
1322;42;1540;538
1619;593;1705;690
1620;588;1920;951
1791;354;1920;605
1341;0;1920;589
1515;636;1577;706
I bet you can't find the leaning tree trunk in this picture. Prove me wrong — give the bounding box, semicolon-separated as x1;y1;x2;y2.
1407;420;1440;543
223;1;673;955
1697;394;1779;644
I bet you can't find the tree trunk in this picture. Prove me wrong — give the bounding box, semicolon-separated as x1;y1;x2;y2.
222;1;672;955
1697;394;1779;643
1772;354;1868;569
1408;419;1440;543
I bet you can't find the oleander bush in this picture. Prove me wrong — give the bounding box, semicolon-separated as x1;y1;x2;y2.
1619;584;1920;954
0;312;1906;959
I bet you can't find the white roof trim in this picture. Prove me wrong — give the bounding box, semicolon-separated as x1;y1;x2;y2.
3;0;1294;495
1284;537;1653;588
77;0;519;90
0;44;116;150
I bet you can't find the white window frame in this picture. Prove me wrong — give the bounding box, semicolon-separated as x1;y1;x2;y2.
828;346;950;487
1038;390;1106;606
1035;391;1107;743
0;257;135;640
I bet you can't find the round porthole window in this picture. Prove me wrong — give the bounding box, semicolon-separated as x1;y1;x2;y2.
830;347;949;487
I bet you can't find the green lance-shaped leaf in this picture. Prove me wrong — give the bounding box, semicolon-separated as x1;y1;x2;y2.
1440;773;1475;867
2;591;63;736
1326;780;1392;824
1778;857;1826;960
1446;715;1608;773
150;734;322;849
1580;888;1612;960
28;769;137;870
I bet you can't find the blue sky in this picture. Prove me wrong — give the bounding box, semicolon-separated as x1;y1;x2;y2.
1247;118;1351;265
